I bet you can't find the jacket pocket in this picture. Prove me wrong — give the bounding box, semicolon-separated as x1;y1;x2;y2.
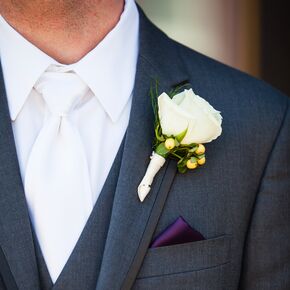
137;235;231;279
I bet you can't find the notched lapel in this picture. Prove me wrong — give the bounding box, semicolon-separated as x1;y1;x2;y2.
96;57;177;290
96;11;189;287
0;67;40;290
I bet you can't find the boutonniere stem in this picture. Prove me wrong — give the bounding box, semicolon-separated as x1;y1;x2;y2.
138;152;166;202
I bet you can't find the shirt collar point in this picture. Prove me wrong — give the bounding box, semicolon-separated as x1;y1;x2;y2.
9;105;21;121
102;104;123;123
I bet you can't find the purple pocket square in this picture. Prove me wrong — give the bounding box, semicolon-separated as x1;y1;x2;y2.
150;216;205;248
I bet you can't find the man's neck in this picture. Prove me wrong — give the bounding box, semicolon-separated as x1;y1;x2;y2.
0;0;124;64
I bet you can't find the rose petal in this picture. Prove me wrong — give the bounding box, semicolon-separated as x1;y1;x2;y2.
158;92;195;137
176;90;222;144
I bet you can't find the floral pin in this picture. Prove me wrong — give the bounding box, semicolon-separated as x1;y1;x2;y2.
138;83;223;202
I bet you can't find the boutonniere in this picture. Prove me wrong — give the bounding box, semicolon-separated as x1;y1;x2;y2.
138;83;223;202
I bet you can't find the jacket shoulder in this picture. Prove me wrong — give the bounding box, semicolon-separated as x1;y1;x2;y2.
174;41;288;112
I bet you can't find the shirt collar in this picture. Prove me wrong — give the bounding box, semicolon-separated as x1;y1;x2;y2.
0;0;139;122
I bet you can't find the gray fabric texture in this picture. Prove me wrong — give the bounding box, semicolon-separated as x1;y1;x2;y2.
0;64;40;290
0;6;289;290
34;235;52;290
34;140;124;290
0;276;5;290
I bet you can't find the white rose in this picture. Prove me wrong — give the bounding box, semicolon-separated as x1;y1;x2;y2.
158;89;222;144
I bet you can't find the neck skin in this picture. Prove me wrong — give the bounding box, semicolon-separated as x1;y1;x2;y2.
0;0;125;64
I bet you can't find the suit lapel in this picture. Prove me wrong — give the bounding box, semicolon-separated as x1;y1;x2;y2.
0;67;40;290
96;10;188;290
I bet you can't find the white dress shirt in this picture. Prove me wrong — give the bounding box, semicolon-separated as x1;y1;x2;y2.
0;0;139;278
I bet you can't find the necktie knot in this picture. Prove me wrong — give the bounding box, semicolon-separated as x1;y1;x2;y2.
35;69;89;117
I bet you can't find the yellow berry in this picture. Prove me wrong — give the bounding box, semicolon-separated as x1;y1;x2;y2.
197;157;206;165
186;159;198;169
195;144;205;155
165;138;175;150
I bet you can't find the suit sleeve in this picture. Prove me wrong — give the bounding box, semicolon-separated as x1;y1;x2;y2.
239;99;290;290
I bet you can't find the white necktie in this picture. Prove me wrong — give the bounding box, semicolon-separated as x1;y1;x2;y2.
25;69;93;282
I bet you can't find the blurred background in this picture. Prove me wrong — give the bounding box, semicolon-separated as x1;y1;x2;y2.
137;0;290;96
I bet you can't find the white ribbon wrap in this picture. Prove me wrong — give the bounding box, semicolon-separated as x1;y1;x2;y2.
138;152;166;202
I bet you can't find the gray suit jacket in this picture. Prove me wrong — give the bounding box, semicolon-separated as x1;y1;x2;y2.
0;8;289;290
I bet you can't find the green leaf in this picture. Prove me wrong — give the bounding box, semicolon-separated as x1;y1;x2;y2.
174;146;190;154
177;156;188;167
150;79;160;127
155;143;169;158
177;166;187;174
190;156;197;163
188;145;198;152
175;128;188;143
174;139;180;147
177;157;188;173
154;124;165;142
196;154;205;159
168;82;191;98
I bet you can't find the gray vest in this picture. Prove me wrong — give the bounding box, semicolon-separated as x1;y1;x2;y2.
34;141;124;290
